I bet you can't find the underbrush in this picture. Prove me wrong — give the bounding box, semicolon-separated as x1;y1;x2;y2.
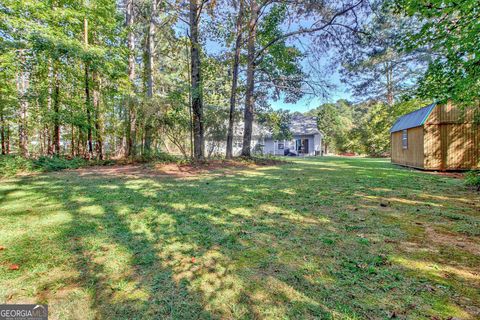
131;151;186;165
0;155;116;177
465;170;480;190
0;153;287;178
0;155;36;177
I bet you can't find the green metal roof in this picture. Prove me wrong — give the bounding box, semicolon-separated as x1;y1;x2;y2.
390;103;436;133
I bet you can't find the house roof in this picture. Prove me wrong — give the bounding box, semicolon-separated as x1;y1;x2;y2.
230;115;321;139
232;122;269;138
390;103;436;133
289;115;321;136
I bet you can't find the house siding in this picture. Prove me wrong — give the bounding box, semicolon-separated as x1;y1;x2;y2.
424;103;480;170
391;126;424;168
391;102;480;170
264;134;321;156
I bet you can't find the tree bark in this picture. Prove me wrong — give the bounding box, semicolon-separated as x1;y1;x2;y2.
5;124;10;154
17;50;29;157
71;123;75;157
126;0;136;157
47;126;53;155
0;111;5;155
144;0;157;155
226;0;244;159
93;72;104;159
385;62;394;106
146;0;155;99
241;0;258;157
53;68;60;155
84;17;93;158
190;0;204;160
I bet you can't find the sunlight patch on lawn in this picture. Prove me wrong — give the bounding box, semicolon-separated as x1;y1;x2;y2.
358;193;442;207
392;256;480;282
69;195;94;204
78;205;105;216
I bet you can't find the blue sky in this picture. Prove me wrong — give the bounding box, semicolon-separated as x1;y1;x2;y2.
196;5;356;113
270;91;351;113
269;58;353;112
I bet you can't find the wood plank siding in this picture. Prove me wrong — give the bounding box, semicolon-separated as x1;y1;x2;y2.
393;102;480;170
424;102;480;170
391;126;424;168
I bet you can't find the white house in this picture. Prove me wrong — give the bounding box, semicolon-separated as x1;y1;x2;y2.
206;114;323;157
263;115;323;156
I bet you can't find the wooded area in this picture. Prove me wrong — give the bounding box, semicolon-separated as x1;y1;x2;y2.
1;0;478;160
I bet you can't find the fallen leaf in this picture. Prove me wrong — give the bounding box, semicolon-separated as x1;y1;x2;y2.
8;264;19;270
191;257;196;263
0;246;5;251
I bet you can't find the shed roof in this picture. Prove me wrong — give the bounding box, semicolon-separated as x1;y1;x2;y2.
390;103;436;133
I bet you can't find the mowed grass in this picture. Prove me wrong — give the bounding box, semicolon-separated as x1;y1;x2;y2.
0;157;479;319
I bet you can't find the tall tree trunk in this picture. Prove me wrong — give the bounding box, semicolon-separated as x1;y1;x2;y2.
47;126;53;155
0;111;5;155
146;0;155;99
71;123;75;157
126;0;136;157
93;72;103;159
385;62;394;106
17;50;29;157
84;17;93;158
77;129;82;156
5;125;10;154
241;0;258;157
53;67;60;155
144;0;157;154
189;0;204;160
226;0;244;159
45;61;53;156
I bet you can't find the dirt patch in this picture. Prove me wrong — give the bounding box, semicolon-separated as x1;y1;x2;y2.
425;171;465;179
72;158;285;179
424;226;480;256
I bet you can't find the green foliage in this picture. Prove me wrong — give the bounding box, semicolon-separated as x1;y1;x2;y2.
314;101;355;153
310;98;430;156
349;99;429;156
341;3;429;104
33;156;87;172
465;171;480;189
0;155;35;177
0;155;90;176
396;0;480;104
256;4;306;104
350;103;392;156
258;109;292;141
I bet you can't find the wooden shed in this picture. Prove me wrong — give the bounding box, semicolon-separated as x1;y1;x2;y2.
390;102;480;170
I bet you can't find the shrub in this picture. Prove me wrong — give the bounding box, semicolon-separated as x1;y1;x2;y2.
33;156;87;172
0;155;35;177
33;156;86;171
465;170;480;190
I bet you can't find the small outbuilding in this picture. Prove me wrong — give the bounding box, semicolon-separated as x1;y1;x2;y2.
390;102;480;170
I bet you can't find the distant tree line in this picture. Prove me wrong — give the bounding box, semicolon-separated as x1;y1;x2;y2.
1;0;477;161
0;0;366;161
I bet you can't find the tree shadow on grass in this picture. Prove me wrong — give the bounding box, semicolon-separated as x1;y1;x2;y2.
1;158;479;319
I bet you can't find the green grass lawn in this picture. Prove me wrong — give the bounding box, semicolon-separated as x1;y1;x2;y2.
0;157;479;319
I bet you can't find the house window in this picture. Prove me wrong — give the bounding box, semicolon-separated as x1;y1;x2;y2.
278;143;284;150
402;130;408;149
234;141;242;148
